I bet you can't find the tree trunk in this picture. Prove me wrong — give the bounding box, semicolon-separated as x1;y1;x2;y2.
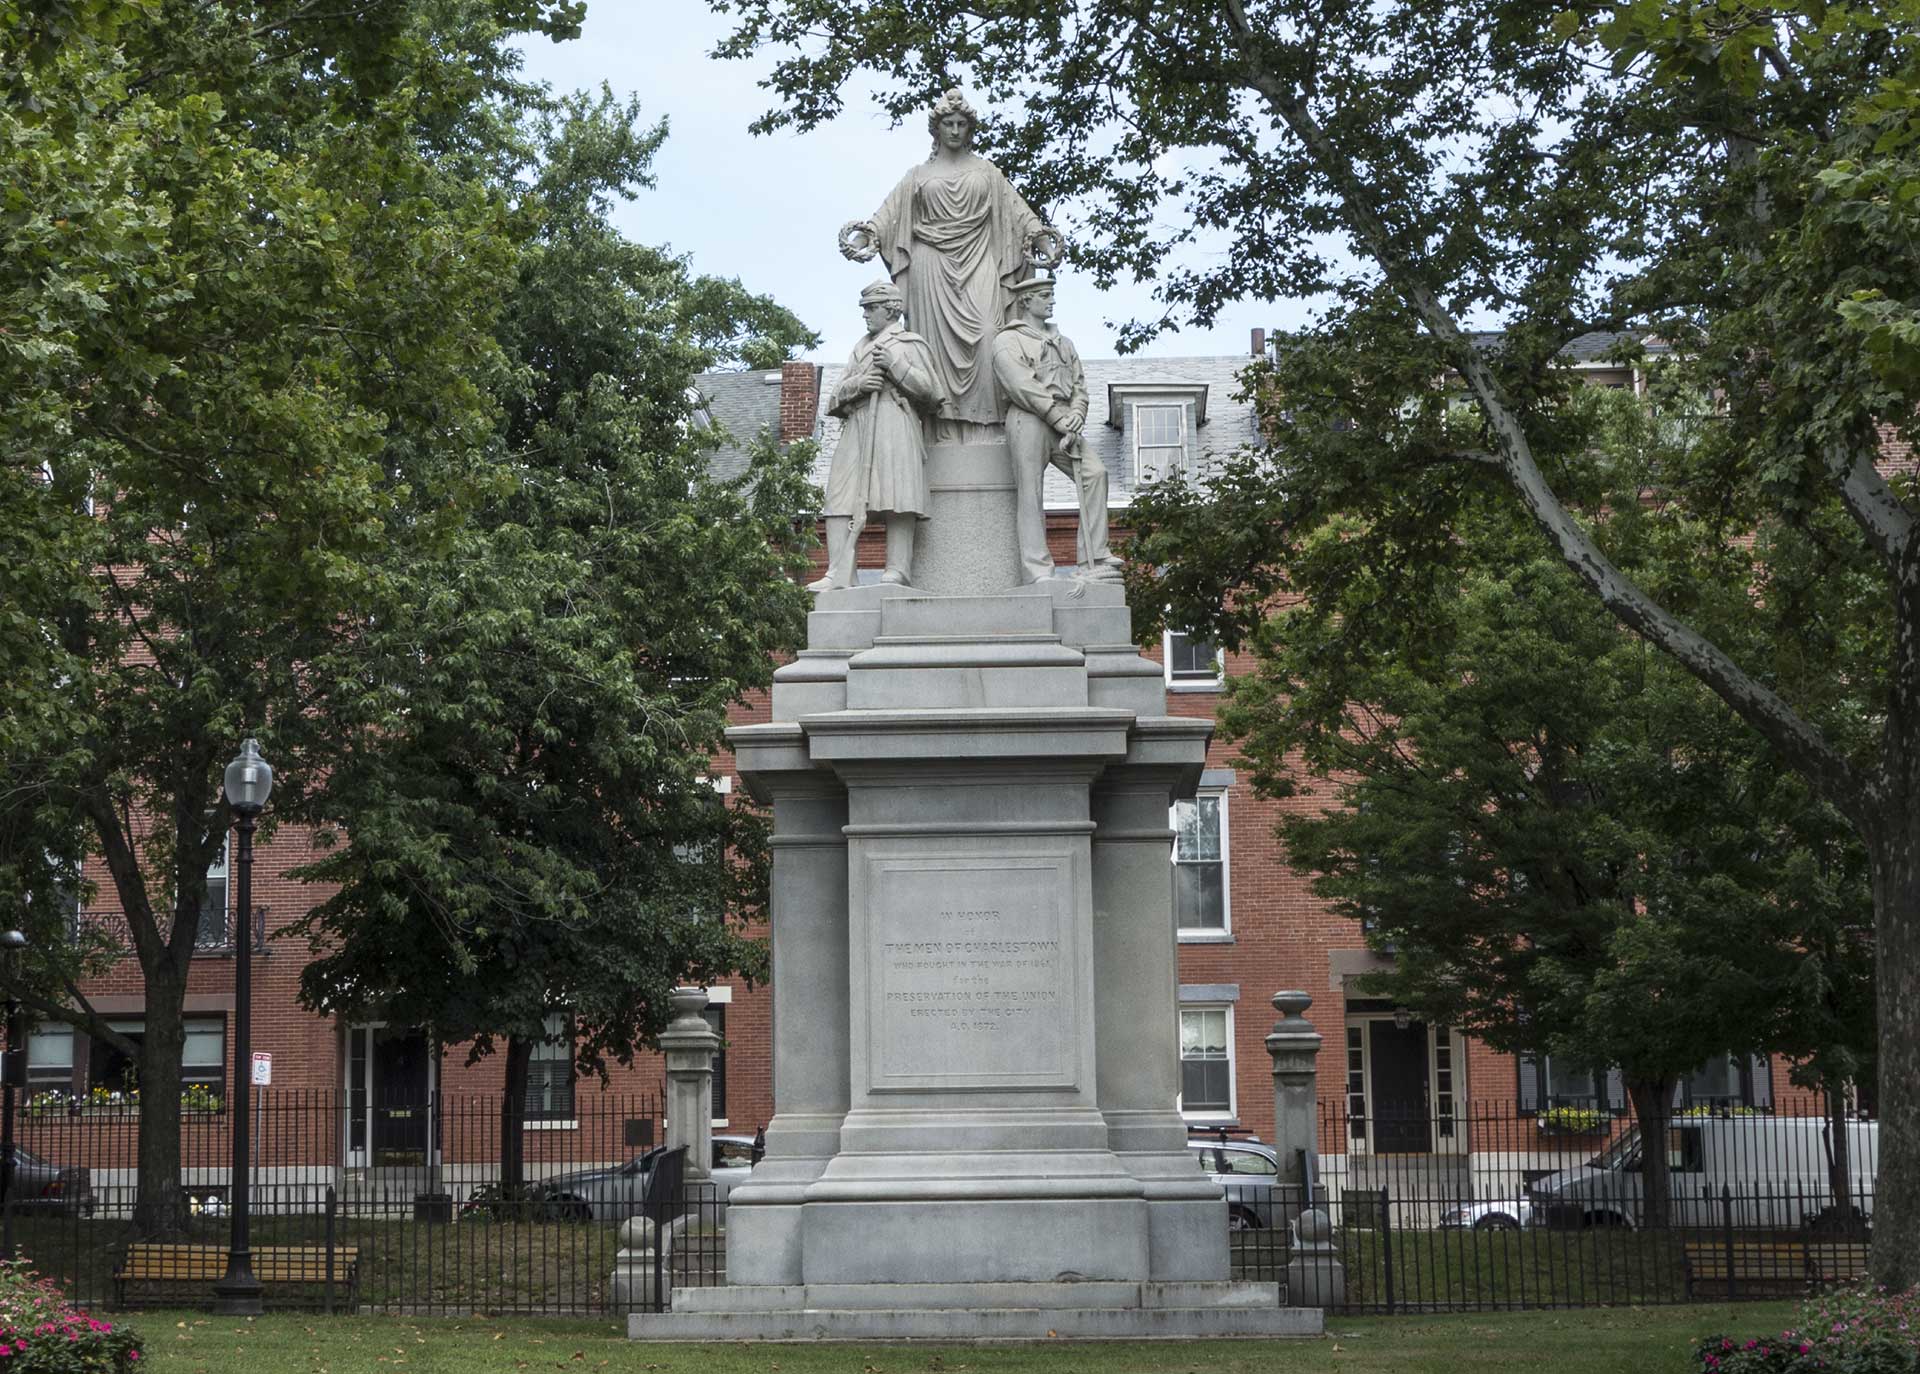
1627;1080;1675;1230
1826;1078;1858;1227
1868;829;1919;1287
131;975;188;1238
498;1036;532;1199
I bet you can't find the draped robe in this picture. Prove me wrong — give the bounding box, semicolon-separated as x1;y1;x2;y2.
867;154;1045;430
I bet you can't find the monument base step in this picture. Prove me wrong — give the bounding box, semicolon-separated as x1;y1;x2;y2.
627;1281;1320;1341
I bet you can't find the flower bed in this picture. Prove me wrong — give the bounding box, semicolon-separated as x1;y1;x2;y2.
1696;1283;1920;1372
23;1086;223;1118
1536;1106;1610;1135
0;1259;143;1371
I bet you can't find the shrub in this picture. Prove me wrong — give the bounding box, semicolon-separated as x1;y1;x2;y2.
0;1260;143;1371
1697;1285;1920;1373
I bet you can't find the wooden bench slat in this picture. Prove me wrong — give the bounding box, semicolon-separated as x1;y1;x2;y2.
1681;1241;1811;1297
1808;1243;1870;1283
116;1241;361;1306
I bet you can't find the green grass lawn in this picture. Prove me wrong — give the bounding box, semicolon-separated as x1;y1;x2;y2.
120;1301;1802;1374
1335;1224;1697;1308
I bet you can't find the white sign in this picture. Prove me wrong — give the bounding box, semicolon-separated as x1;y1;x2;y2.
250;1052;272;1086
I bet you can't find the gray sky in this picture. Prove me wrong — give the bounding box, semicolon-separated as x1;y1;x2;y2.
512;1;1310;365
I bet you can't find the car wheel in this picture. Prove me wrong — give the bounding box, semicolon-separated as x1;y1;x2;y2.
537;1195;590;1223
1228;1206;1261;1232
1473;1215;1520;1232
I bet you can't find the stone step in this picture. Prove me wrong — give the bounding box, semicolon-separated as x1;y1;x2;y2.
673;1280;1280;1313
628;1301;1321;1341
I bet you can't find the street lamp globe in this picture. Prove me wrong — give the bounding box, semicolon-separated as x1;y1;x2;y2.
0;933;24;954
223;739;273;816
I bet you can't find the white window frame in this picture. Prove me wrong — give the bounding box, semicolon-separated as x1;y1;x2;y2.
26;1023;74;1093
1177;1005;1236;1124
195;837;229;950
524;1011;576;1127
701;985;733;1127
1132;401;1189;481
1171;787;1231;940
1164;628;1225;691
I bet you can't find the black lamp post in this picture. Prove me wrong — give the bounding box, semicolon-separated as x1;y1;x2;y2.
213;739;271;1316
0;929;26;1259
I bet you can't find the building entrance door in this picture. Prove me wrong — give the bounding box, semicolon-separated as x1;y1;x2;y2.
345;1025;438;1169
1369;1020;1432;1152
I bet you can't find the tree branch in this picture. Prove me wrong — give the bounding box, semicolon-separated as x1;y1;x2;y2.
1826;439;1917;566
1214;0;1873;827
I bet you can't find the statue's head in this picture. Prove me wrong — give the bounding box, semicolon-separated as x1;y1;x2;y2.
860;278;906;330
927;89;980;156
1008;275;1055;322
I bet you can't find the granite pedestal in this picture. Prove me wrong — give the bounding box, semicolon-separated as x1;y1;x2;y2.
630;459;1314;1340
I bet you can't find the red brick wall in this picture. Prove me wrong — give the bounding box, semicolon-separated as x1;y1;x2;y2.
779;363;820;444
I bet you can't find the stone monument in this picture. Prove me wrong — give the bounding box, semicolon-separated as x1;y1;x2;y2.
992;277;1123;583
808;281;943;591
628;91;1318;1341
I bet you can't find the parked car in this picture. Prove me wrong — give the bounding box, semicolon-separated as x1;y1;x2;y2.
521;1134;759;1224
1438;1199;1531;1231
1524;1115;1878;1231
2;1145;94;1218
1188;1136;1289;1230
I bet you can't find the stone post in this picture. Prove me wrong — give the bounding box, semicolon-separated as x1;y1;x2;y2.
1285;1207;1347;1308
1265;991;1323;1190
659;988;720;1185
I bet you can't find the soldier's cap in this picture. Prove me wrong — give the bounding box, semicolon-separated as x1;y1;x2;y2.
1007;276;1057;295
859;279;904;307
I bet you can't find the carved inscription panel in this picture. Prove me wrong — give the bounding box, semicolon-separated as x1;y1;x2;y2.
871;857;1075;1089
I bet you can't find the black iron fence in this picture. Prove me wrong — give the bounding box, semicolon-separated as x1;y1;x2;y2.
1;1089;672;1315
0;1087;1881;1318
1287;1096;1877;1313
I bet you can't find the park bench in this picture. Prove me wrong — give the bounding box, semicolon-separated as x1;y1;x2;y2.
1807;1242;1871;1287
1681;1240;1808;1300
114;1243;359;1310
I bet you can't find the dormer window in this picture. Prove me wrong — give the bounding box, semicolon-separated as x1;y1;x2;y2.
1108;384;1209;484
1135;404;1187;480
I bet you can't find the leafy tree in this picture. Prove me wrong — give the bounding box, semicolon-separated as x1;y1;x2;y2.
708;0;1920;1280
1200;391;1871;1223
1;0;569;1233
291;89;819;1191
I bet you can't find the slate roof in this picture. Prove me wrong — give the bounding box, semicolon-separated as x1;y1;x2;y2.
701;329;1660;510
692;368;788;482
1461;329;1667;364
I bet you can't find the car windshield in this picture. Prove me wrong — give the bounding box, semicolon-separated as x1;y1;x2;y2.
1590;1128;1640;1171
5;1144;49;1168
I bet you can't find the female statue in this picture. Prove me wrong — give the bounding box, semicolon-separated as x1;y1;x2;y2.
840;90;1065;441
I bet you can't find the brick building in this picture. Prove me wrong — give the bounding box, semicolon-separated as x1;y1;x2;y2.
37;333;1797;1204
